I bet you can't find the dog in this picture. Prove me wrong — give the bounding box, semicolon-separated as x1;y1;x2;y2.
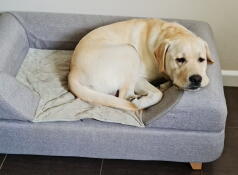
68;18;214;111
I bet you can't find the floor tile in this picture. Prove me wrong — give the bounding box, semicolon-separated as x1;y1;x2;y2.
202;128;238;175
224;87;238;128
0;154;102;175
0;154;6;169
101;159;201;175
0;154;5;162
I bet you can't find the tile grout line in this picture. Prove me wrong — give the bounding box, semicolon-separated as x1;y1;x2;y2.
227;126;238;129
99;159;104;175
0;154;7;170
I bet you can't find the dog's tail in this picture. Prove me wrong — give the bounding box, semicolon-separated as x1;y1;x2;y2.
68;72;138;112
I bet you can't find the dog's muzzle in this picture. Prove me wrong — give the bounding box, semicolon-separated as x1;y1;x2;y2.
188;74;202;90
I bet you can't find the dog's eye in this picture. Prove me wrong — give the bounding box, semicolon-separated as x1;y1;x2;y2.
176;58;186;64
198;57;205;63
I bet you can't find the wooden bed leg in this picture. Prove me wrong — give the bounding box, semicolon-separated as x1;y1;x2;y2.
190;162;202;170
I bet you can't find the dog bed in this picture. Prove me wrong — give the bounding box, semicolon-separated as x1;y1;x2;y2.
16;48;183;127
0;12;227;164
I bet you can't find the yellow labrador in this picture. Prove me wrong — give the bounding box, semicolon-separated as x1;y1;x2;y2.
68;18;214;111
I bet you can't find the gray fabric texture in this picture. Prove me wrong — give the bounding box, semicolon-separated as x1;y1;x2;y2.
9;12;131;50
0;13;40;121
0;72;39;121
0;13;29;76
0;119;224;163
143;86;183;124
5;11;227;132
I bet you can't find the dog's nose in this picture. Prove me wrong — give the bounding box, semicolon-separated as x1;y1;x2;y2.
189;74;202;85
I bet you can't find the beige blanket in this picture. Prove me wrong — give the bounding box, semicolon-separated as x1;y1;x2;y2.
16;49;144;127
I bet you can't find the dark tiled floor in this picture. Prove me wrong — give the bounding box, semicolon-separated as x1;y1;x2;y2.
101;159;201;175
0;87;237;175
0;154;6;169
202;128;238;175
0;155;102;175
223;87;238;128
0;154;5;162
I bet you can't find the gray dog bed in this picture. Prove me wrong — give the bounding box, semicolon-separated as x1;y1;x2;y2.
0;12;227;164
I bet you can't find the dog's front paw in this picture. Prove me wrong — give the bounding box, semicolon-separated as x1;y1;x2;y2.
127;96;137;102
127;94;147;102
130;98;143;109
130;91;163;110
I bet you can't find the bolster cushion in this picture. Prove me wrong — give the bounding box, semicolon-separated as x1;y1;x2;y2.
0;13;39;121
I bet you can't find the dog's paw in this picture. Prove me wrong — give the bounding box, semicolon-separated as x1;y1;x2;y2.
127;94;147;102
130;98;143;109
127;96;137;102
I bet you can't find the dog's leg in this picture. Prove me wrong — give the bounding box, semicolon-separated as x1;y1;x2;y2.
118;86;128;99
119;83;135;99
119;88;144;103
131;79;163;109
119;81;141;101
159;81;172;92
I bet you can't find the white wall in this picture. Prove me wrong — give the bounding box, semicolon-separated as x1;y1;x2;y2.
0;0;237;70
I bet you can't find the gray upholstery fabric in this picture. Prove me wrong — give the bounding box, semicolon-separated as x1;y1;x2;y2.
0;72;39;121
9;12;131;50
0;13;40;121
0;119;224;163
0;13;29;76
143;86;184;123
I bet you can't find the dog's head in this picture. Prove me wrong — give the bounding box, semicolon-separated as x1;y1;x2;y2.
155;36;214;90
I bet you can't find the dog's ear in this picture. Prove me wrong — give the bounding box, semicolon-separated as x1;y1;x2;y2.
154;40;170;73
204;41;214;64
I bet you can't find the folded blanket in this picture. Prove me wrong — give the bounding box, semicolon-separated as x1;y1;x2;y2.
16;49;182;127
